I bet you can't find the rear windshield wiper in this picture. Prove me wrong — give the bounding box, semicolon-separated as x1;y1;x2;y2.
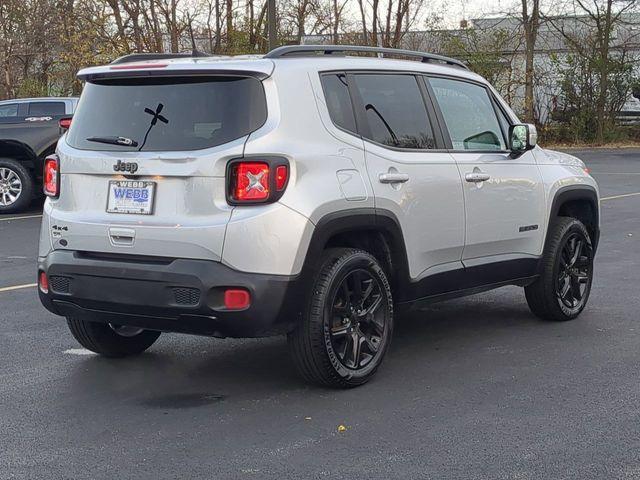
86;136;139;147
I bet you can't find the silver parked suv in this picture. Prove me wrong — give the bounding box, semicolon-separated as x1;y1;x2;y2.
38;46;600;387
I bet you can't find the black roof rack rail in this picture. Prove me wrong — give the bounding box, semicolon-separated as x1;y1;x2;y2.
264;45;468;70
110;49;211;65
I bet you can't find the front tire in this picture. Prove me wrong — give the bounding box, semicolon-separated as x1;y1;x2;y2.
525;217;594;321
66;317;161;357
288;248;394;388
0;159;33;214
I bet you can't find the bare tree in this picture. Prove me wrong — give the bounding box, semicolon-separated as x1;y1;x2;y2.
522;0;540;123
226;0;233;49
547;0;639;143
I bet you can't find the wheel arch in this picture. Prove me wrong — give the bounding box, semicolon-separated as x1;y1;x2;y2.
302;208;411;298
547;185;600;251
0;140;39;173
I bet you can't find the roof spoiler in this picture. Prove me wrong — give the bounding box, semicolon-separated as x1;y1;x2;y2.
110;49;213;65
78;49;271;81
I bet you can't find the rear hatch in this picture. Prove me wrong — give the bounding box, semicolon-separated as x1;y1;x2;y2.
48;66;269;261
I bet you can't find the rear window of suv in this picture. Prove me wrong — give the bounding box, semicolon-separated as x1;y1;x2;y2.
66;76;267;151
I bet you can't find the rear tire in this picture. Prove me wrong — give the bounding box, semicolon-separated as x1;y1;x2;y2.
66;317;161;357
0;158;33;214
288;248;394;388
525;217;594;321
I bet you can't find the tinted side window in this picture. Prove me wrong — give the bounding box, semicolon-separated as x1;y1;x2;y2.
321;74;357;134
28;102;65;116
429;78;506;151
353;74;436;149
0;104;18;118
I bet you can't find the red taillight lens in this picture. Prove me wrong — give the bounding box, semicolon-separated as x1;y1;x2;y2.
232;162;270;201
38;271;49;293
227;158;290;205
275;165;288;191
43;155;59;197
59;118;72;129
224;289;251;310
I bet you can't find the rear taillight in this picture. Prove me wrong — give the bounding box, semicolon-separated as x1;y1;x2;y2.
58;118;72;129
227;158;289;205
38;271;49;294
233;162;270;201
43;154;59;197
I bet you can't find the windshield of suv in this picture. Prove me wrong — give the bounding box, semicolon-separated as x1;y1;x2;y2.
66;76;267;151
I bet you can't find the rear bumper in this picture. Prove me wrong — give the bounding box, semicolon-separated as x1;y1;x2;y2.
38;250;302;338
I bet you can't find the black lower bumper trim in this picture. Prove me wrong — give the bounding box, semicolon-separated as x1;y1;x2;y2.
39;250;302;338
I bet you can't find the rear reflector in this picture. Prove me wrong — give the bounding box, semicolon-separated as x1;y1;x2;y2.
58;118;72;129
43;155;59;197
224;289;251;310
38;272;49;294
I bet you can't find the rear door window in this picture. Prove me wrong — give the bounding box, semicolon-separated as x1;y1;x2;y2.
321;73;357;134
28;102;65;116
66;76;267;151
352;74;436;149
0;103;19;118
428;77;506;151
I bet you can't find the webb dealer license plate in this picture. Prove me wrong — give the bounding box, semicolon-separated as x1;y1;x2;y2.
107;180;156;215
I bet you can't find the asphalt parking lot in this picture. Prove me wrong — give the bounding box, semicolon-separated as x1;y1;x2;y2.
1;149;639;479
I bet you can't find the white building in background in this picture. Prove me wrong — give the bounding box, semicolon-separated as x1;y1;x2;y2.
302;13;640;124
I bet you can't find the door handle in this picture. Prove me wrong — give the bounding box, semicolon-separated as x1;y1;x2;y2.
465;172;491;183
109;227;135;246
379;173;409;184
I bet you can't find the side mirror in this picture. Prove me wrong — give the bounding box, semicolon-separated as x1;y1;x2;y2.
509;123;537;154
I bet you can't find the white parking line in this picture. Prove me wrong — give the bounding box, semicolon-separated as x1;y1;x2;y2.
0;283;37;293
63;348;97;356
0;214;42;222
601;192;640;201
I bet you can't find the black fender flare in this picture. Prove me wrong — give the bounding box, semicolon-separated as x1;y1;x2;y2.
0;139;39;170
300;207;412;296
546;184;600;251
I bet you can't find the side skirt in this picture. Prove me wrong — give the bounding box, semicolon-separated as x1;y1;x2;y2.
396;257;540;311
397;275;539;312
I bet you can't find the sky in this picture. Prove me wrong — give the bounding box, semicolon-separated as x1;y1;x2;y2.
452;0;510;19
423;0;525;28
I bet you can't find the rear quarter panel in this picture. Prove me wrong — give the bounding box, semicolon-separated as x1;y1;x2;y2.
229;64;373;275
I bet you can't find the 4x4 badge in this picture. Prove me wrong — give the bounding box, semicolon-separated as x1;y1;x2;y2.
113;160;138;174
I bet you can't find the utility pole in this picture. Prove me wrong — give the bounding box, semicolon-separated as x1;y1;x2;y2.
268;0;277;50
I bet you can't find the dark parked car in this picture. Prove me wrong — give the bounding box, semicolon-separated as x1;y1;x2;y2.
0;97;78;213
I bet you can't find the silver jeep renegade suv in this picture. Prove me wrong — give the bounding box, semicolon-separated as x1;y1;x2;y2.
38;46;600;388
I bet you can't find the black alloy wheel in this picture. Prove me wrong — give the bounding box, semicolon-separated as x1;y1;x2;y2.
328;269;387;370
288;248;394;388
525;217;594;321
555;231;593;314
